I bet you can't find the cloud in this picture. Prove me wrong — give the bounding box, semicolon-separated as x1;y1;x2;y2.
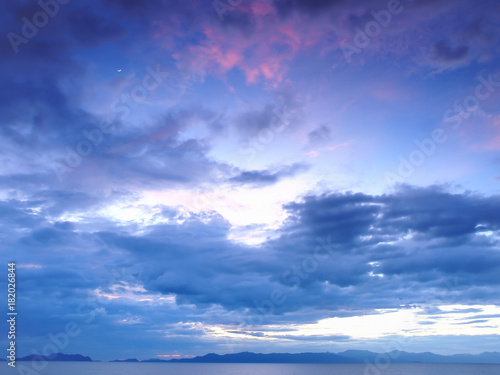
272;0;345;17
230;163;309;187
233;83;304;140
431;40;469;62
1;182;500;357
308;125;331;146
5;184;500;322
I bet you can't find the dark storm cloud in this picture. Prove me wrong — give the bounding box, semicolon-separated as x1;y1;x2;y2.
378;185;500;239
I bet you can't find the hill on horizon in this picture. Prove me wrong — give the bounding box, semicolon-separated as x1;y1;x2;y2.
17;353;92;362
165;350;500;364
12;351;500;364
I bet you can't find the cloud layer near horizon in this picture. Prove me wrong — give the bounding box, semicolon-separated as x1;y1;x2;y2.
2;184;500;358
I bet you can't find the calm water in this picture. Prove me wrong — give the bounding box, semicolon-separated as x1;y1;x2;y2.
4;362;500;375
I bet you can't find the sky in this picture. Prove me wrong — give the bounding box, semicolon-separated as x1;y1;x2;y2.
1;0;500;362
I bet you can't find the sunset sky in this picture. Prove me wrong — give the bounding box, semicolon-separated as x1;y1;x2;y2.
1;0;500;360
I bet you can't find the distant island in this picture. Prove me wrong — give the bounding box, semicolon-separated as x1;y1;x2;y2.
17;353;92;362
11;351;500;364
168;352;360;363
165;351;500;364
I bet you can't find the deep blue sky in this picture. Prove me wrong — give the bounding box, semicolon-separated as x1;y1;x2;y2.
1;0;500;361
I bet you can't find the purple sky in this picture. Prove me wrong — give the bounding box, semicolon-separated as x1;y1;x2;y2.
1;0;500;361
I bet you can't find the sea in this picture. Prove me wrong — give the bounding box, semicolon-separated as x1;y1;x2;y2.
3;362;500;375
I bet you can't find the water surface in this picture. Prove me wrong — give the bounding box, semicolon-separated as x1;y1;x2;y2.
5;362;500;375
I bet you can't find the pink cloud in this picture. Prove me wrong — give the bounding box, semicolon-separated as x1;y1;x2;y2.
303;150;320;157
328;142;350;151
370;83;410;101
151;0;496;83
250;0;274;16
162;0;335;84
